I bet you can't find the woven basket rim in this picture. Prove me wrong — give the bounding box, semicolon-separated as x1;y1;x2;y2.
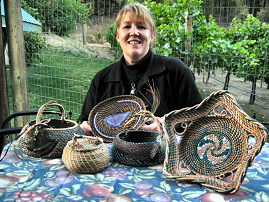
66;136;104;151
116;130;161;144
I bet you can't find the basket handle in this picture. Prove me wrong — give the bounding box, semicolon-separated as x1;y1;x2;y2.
124;110;163;133
36;101;66;124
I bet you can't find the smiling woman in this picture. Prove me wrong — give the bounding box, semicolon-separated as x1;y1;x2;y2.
78;3;203;138
115;4;156;65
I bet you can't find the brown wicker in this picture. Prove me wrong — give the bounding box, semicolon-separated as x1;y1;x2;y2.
111;129;166;167
62;135;109;173
162;90;268;193
17;101;85;158
88;95;146;142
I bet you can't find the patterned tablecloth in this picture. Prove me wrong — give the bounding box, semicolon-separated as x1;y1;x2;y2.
1;142;269;202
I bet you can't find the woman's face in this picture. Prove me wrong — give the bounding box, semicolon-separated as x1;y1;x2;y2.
116;12;154;65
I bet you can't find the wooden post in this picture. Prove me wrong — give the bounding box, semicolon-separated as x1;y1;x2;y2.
4;0;30;129
185;15;192;67
0;4;11;151
83;23;87;45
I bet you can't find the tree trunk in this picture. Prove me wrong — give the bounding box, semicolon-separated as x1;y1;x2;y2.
104;0;108;16
4;0;30;128
205;71;210;84
223;71;230;90
249;77;257;105
0;10;11;152
94;0;98;20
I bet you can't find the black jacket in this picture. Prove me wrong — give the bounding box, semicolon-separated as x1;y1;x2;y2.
79;52;202;122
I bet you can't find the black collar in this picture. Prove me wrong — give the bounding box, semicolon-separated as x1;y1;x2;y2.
104;51;165;83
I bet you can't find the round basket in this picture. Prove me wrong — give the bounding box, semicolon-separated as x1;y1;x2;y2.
62;136;110;173
178;116;247;176
88;95;146;142
111;130;166;167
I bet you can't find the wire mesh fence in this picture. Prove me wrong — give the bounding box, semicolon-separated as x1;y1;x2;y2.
5;0;269;124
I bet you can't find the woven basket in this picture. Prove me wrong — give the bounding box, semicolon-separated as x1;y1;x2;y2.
17;101;85;158
111;129;166;167
162;90;268;193
62;135;109;173
88;95;146;142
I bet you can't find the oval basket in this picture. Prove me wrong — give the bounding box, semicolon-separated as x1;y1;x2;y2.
111;130;166;167
62;135;110;173
88;95;146;142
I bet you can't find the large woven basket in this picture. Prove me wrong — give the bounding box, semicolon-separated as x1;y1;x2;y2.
62;135;109;173
88;95;146;142
162;90;268;193
111;129;166;167
18;101;85;158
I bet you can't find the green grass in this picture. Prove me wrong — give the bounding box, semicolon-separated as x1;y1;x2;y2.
7;46;116;123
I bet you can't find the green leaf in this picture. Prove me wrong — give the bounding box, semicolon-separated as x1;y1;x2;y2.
175;28;180;36
139;175;156;180
257;167;268;175
164;43;170;49
160;181;172;191
68;195;83;201
192;9;200;16
119;183;135;189
95;173;105;181
50;164;66;171
60;188;71;196
240;185;256;193
152;187;166;193
44;171;56;178
0;164;10;169
254;191;269;202
119;188;133;195
261;184;269;189
138;170;156;175
247;171;258;177
72;184;81;191
175;188;182;192
23;178;42;191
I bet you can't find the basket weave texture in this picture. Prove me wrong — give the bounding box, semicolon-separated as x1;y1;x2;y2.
18;101;85;158
88;95;146;142
111;130;166;167
62;135;109;173
162;90;268;193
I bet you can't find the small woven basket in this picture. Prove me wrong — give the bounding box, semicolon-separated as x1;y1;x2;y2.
62;135;110;174
111;130;166;167
88;95;146;142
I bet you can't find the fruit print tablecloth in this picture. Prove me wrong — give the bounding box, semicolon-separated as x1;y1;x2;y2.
1;142;269;202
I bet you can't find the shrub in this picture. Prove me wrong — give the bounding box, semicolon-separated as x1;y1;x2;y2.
24;31;47;65
104;23;122;57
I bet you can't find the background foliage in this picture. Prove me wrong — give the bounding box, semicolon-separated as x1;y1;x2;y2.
24;31;47;65
22;0;90;36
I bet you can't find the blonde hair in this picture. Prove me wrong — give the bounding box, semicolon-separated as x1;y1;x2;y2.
115;3;156;38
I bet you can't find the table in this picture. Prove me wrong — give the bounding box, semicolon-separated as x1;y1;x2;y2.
1;142;269;202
